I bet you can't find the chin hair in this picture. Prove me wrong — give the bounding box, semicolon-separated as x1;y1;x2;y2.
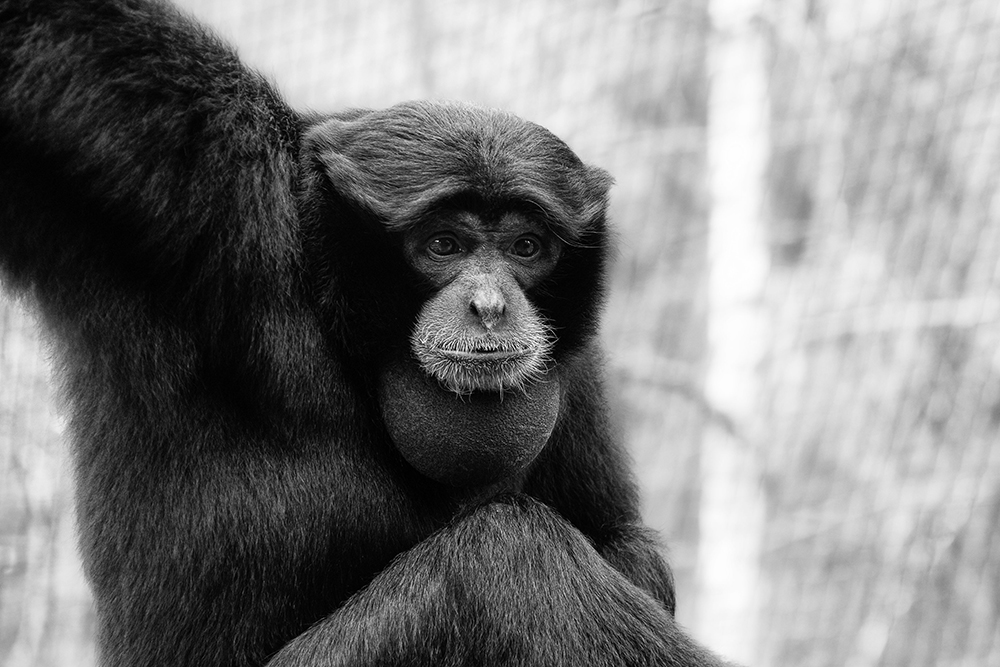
411;323;553;395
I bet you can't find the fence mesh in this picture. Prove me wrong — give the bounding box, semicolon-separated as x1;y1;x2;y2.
1;1;998;665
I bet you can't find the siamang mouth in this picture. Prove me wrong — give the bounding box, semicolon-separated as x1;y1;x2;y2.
438;348;528;363
413;340;549;394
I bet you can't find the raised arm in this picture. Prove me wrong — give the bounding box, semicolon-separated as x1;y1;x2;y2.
0;9;332;662
0;0;301;317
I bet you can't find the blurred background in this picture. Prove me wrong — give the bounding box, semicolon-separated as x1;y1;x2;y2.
2;0;999;665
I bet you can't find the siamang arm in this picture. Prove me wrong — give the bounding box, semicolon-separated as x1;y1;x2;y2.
523;347;680;614
0;5;337;661
0;0;305;390
267;496;725;667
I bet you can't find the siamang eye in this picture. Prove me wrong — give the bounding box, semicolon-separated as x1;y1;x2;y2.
427;236;461;257
510;236;540;258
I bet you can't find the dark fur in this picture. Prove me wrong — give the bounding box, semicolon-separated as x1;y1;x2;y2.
0;1;728;666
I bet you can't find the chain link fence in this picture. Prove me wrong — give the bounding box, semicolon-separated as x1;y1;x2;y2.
1;1;997;665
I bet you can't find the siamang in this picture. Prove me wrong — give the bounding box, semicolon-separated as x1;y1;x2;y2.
0;1;732;666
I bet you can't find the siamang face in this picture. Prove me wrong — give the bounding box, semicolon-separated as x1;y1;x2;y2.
304;101;612;366
374;207;567;487
401;209;561;395
303;101;611;486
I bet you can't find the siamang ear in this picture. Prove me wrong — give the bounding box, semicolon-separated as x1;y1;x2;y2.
581;165;613;225
303;117;394;221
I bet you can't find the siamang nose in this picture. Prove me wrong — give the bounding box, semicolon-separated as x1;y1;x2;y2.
470;287;506;330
